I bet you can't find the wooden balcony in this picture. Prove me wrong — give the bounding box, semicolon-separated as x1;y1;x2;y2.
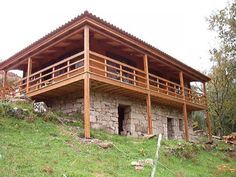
13;50;207;110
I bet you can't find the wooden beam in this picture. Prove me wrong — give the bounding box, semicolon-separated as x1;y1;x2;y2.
203;82;212;142
146;93;153;134
84;26;91;138
26;58;32;93
179;71;189;141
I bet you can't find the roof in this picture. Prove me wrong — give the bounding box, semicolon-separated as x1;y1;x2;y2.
0;11;210;81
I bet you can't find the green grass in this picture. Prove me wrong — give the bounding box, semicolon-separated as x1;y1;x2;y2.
0;112;235;176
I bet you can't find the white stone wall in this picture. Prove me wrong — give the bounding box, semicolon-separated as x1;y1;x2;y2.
47;90;193;140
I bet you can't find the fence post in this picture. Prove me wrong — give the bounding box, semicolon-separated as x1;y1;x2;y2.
151;133;162;177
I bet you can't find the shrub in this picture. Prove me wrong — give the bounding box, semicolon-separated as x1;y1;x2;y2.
166;142;202;159
42;111;58;122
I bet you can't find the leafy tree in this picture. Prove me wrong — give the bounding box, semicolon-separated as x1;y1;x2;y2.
207;1;236;136
192;111;206;131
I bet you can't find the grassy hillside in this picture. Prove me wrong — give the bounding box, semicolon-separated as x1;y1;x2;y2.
0;102;235;177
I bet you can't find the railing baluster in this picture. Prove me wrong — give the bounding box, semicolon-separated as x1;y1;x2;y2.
120;65;122;82
134;70;136;85
67;60;70;78
166;82;168;95
52;67;55;83
174;85;177;97
39;73;42;88
105;59;107;77
188;90;191;101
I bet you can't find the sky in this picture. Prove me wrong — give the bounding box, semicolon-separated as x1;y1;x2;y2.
0;0;228;75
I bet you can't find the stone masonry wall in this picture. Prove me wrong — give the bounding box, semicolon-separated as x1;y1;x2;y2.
47;91;193;140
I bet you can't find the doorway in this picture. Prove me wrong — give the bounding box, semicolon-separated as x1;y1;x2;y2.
167;117;174;139
118;105;130;135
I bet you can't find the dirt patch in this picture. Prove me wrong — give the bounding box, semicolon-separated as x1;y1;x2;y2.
41;165;54;174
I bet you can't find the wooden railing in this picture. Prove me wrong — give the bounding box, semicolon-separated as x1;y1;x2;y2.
184;87;207;106
7;50;207;107
89;51;147;88
14;51;84;94
149;73;183;99
14;77;27;94
89;51;206;106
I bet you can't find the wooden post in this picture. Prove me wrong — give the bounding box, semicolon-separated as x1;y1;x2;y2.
179;71;189;141
182;102;189;141
144;54;149;89
84;26;90;72
146;93;153;134
144;54;153;134
26;57;32;93
2;70;7;98
84;74;91;138
84;26;91;138
203;82;212;142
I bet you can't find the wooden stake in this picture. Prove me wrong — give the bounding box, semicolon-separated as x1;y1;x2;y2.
151;134;162;177
203;82;212;142
179;71;189;141
26;57;32;93
84;26;91;138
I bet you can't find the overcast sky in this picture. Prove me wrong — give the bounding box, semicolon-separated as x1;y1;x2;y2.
0;0;228;74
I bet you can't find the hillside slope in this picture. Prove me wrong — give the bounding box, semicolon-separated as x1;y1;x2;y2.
0;102;235;177
0;71;21;88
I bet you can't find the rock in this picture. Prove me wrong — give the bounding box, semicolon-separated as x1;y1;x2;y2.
131;158;154;170
135;166;144;170
144;134;156;139
5;106;27;119
14;107;24;119
98;141;113;149
131;161;139;166
33;102;48;113
144;158;154;166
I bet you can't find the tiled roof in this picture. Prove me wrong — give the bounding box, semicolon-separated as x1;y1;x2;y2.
0;11;210;81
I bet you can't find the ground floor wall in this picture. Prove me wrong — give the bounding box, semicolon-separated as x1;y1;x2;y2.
47;90;193;140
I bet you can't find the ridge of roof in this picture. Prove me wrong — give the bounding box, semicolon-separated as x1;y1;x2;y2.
0;11;210;81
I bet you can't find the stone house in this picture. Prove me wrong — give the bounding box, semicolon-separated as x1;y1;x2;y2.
0;11;212;141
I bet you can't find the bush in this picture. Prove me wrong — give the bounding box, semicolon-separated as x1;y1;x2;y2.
166;142;202;159
42;111;58;122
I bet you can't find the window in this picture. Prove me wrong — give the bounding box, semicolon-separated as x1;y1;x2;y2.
179;119;183;131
